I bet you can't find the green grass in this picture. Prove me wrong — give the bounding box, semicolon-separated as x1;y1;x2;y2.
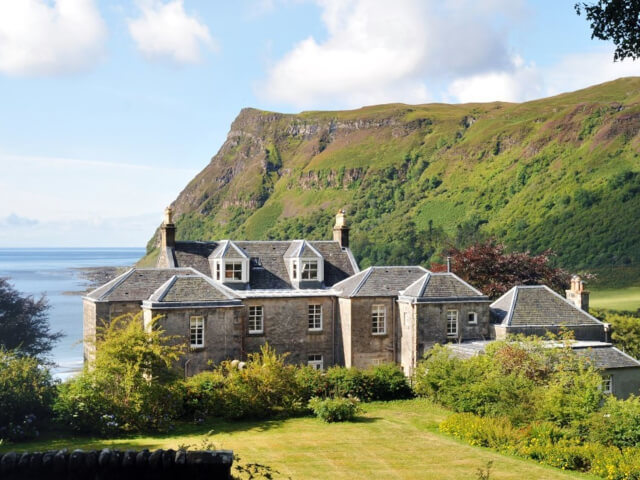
2;399;594;480
591;286;640;312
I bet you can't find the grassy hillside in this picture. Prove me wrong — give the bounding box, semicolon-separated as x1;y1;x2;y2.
146;78;640;287
3;399;592;480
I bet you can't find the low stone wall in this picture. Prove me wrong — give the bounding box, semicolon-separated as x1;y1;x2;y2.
0;448;233;480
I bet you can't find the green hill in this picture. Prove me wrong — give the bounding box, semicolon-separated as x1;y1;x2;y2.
145;77;640;287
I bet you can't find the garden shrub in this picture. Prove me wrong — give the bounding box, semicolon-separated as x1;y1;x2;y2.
215;345;305;419
588;395;640;448
295;365;329;402
183;370;226;421
308;396;361;423
439;413;522;449
367;363;413;400
54;314;185;435
325;366;373;400
0;349;56;440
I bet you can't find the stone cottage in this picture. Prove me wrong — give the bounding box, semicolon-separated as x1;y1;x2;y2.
83;208;640;396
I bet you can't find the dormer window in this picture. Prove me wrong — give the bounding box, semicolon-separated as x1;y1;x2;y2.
209;241;250;284
284;240;324;285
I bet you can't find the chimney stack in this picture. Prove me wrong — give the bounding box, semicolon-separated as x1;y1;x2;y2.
446;257;451;273
333;208;350;248
161;206;176;250
565;275;590;312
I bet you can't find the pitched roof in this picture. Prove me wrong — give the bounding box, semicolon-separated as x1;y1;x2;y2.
173;241;217;275
574;345;640;369
447;340;640;370
166;240;357;289
284;240;323;259
211;240;249;260
84;268;198;302
401;272;487;300
148;275;239;303
490;285;604;327
334;266;428;297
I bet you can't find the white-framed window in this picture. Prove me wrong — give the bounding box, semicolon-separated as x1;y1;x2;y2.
248;306;264;334
372;305;386;335
215;261;221;281
292;261;298;279
446;310;458;337
190;316;204;348
308;304;323;331
602;375;613;394
301;259;318;280
308;354;323;370
225;262;243;281
468;312;478;325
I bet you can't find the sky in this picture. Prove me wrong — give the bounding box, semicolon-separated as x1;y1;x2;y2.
0;0;639;247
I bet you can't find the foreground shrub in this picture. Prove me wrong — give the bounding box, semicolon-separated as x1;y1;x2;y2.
588;395;640;448
325;366;373;400
368;363;413;400
308;396;361;422
439;413;522;449
184;370;226;421
54;314;185;435
216;345;304;419
414;336;603;426
0;349;56;440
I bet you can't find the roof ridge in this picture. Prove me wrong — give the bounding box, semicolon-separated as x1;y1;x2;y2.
88;268;135;301
541;284;605;325
351;267;374;297
418;272;431;297
506;286;519;326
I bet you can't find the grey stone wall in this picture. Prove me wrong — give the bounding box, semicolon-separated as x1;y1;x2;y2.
346;297;396;369
0;448;232;480
243;296;336;367
147;306;244;375
414;301;490;366
83;300;142;364
491;324;606;341
606;367;640;399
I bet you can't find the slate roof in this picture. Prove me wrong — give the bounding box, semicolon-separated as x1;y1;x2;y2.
173;241;217;275
574;345;640;369
448;340;640;370
490;285;604;327
85;268;198;302
165;240;357;289
400;272;487;300
148;275;239;303
334;266;428;297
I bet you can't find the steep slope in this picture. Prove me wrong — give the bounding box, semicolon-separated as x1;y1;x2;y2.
145;78;640;285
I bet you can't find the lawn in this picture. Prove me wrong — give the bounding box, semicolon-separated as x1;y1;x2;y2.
1;399;594;480
590;286;640;312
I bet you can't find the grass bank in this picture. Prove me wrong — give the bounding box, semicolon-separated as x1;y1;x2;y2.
1;399;594;479
590;286;640;312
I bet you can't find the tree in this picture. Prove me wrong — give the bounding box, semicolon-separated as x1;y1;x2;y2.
54;313;185;435
434;240;571;299
0;278;62;358
592;308;640;358
576;0;640;61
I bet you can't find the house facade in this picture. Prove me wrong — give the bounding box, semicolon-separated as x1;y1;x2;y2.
83;208;640;397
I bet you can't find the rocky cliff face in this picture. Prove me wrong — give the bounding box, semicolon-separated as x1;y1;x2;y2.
146;78;640;284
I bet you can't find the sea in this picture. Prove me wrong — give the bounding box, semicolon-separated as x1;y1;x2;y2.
0;248;145;379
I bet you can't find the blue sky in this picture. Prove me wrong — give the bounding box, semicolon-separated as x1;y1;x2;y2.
0;0;639;247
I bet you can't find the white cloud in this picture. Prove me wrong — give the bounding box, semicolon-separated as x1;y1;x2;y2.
448;50;640;104
0;0;106;76
260;0;525;108
128;0;216;64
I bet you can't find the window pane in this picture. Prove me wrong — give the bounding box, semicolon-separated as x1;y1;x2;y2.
308;304;322;330
190;316;204;347
249;306;264;333
372;305;386;334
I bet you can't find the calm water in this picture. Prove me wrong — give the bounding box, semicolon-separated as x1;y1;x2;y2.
0;248;145;378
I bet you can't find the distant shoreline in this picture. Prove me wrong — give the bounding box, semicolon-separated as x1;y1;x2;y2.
64;266;130;296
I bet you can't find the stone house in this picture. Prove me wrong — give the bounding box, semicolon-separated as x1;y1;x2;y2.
83;208;640;397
